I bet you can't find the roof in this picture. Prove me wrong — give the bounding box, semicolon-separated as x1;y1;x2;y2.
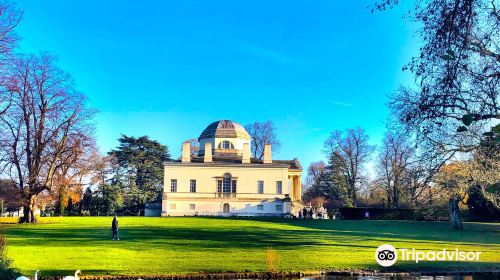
198;120;251;140
165;157;302;170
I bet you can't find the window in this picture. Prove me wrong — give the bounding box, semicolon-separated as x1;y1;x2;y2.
257;181;264;194
189;204;196;210
217;180;222;193
170;204;176;210
170;179;177;192
276;181;282;194
219;140;234;149
218;173;236;196
231;180;237;193
190;180;196;193
223;173;231;193
257;205;264;211
276;205;283;212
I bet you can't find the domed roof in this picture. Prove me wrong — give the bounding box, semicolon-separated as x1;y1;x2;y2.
199;120;251;140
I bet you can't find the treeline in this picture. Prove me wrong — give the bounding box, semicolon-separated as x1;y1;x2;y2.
304;0;500;229
0;135;170;217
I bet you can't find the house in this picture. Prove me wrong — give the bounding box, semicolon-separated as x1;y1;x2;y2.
161;120;302;216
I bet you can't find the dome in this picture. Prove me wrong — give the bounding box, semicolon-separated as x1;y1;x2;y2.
199;120;251;140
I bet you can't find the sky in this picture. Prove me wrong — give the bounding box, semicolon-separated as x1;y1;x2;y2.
14;0;419;177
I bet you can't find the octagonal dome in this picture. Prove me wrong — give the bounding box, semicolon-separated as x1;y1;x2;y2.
199;120;251;140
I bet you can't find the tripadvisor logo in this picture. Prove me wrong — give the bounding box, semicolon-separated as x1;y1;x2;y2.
375;244;482;267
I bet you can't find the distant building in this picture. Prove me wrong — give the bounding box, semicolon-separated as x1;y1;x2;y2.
161;120;302;217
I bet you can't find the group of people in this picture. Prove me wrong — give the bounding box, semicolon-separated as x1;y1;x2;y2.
295;203;329;219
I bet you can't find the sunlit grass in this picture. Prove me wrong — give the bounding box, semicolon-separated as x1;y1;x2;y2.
2;217;499;276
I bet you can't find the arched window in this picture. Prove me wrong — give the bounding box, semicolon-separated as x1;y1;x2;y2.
217;173;237;196
223;203;230;213
219;140;234;149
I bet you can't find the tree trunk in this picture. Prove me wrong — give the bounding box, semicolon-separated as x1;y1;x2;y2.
20;195;38;223
449;195;463;230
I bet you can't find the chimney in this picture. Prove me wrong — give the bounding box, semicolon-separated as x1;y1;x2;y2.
242;143;251;163
181;141;191;163
204;142;212;163
263;144;272;164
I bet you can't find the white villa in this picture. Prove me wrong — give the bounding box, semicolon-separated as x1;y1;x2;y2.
161;120;302;216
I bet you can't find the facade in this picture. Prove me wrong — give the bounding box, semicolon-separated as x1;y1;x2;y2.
161;120;302;217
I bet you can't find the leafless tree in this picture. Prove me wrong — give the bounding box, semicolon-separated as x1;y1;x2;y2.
245;121;281;159
305;161;327;189
185;138;199;157
0;53;95;223
377;132;415;208
378;0;499;229
0;1;21;117
323;128;375;207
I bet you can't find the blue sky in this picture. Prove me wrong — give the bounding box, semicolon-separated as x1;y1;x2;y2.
15;0;419;175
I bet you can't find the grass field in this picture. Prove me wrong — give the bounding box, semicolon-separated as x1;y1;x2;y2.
2;217;500;276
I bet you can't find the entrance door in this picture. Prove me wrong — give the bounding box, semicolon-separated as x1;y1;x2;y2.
223;203;230;214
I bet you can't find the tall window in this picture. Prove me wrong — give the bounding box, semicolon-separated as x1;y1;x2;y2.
190;180;196;193
276;181;282;194
217;173;236;196
189;204;196;210
219;140;234;149
217;180;222;193
257;205;264;211
223;173;231;193
170;179;177;192
276;205;283;211
257;181;264;194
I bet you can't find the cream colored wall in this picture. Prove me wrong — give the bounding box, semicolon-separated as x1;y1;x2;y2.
165;199;286;216
163;165;291;216
164;165;289;195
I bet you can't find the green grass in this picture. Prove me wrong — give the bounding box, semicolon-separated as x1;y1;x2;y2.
2;217;500;276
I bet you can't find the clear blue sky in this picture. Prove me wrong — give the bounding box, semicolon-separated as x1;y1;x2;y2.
15;0;418;175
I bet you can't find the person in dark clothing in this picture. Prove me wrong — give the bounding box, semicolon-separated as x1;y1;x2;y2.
302;208;307;219
112;215;119;241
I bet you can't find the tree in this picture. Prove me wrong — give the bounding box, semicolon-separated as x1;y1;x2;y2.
0;1;21;118
305;161;327;189
380;0;499;229
185;138;200;157
108;135;170;208
89;184;122;216
376;132;415;208
323;128;375;207
0;53;95;223
244;121;281;159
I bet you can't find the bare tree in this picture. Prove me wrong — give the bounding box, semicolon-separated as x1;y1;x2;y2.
0;1;21;117
185;138;199;157
377;132;415;208
305;161;327;189
378;0;499;229
245;121;281;159
323;128;375;207
0;53;95;223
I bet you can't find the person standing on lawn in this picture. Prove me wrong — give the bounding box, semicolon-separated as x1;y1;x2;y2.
112;215;119;241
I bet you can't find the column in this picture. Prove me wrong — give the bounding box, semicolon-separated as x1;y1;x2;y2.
296;176;301;201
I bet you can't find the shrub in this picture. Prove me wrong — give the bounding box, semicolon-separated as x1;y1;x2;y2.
266;248;280;272
0;228;19;279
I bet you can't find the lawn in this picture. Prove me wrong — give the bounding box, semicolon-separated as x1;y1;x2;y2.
2;217;500;276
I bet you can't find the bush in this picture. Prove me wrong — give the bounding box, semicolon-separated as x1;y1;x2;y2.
0;229;19;279
266;248;279;272
339;207;416;220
